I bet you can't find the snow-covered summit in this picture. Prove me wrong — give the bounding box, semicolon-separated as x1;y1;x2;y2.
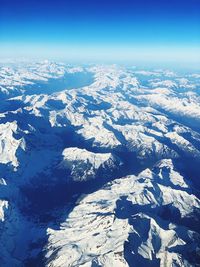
60;147;121;181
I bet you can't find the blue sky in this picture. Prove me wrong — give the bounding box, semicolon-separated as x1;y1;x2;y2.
0;0;200;65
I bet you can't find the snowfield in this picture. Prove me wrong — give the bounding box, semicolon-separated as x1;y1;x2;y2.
0;61;200;267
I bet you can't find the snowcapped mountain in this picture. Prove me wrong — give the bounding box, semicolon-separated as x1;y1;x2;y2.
60;147;121;182
0;121;26;167
0;61;200;267
46;159;200;267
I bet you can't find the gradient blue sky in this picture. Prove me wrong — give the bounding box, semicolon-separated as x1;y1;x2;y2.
0;0;200;65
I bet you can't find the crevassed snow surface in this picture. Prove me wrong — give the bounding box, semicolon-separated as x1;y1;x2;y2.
0;61;200;267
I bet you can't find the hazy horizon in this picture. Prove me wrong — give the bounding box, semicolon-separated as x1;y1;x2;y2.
1;0;200;68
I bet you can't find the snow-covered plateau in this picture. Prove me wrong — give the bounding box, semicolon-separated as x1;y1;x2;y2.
0;61;200;267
